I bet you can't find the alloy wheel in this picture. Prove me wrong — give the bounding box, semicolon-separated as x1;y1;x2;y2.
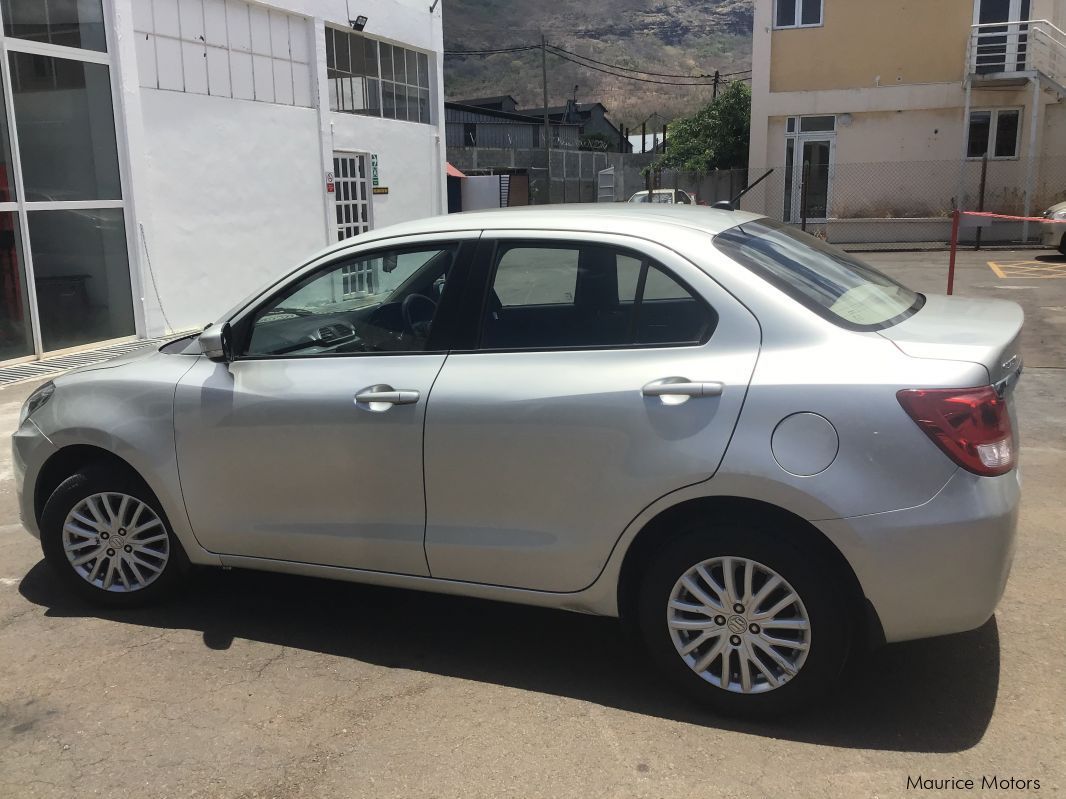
666;556;811;694
62;492;170;593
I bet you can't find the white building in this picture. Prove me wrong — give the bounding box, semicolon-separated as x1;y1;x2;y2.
0;0;447;365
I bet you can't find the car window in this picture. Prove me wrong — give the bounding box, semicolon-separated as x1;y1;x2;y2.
713;218;924;331
244;245;457;357
480;242;717;350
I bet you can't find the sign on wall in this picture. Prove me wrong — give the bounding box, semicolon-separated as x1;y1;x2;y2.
371;154;380;187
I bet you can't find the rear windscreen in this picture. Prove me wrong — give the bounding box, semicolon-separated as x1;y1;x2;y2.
714;218;924;331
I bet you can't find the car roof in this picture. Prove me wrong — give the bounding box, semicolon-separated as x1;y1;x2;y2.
319;204;763;260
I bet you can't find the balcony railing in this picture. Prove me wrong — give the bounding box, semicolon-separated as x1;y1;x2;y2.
968;19;1066;91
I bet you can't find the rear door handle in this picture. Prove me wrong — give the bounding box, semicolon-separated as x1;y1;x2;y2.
642;378;725;398
355;386;421;408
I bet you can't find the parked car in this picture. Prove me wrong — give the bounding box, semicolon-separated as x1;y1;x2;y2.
627;189;695;205
1042;200;1066;254
14;206;1023;717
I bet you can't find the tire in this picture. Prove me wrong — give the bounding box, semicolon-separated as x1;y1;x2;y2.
636;521;851;718
1058;234;1066;256
39;463;188;608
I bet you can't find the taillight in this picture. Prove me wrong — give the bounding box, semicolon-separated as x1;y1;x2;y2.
897;386;1015;476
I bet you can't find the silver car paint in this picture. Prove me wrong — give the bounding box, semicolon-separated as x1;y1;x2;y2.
422;230;761;592
13;206;1022;644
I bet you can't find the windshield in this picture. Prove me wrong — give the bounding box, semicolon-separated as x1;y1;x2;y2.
713;218;924;330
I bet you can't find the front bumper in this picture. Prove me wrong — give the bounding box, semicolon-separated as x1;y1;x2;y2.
815;468;1020;643
1042;223;1064;248
11;418;57;539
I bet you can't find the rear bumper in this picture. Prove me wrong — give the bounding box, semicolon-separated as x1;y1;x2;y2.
815;468;1019;643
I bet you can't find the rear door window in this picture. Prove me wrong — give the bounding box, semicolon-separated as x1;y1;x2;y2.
713;218;923;330
479;242;717;350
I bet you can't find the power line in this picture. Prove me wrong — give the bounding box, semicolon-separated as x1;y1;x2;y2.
546;47;722;85
544;43;715;78
444;45;539;55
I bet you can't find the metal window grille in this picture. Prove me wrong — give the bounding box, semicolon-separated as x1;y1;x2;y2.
333;153;374;295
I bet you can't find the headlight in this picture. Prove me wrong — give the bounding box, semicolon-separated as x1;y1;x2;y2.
19;381;55;426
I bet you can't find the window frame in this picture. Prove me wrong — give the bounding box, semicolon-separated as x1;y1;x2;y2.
773;0;824;30
229;236;479;361
326;25;433;125
966;107;1022;160
470;237;718;354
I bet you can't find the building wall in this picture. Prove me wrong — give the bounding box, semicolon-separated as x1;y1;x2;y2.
137;89;325;330
769;0;971;93
114;0;447;338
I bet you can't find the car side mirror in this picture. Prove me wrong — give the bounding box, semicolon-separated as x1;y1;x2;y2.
199;323;232;362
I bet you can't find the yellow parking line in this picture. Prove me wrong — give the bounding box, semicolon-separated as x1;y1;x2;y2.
988;260;1066;278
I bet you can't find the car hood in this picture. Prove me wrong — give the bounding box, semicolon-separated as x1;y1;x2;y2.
1045;200;1066;215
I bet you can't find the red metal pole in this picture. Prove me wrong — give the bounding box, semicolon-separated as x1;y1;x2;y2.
947;209;961;296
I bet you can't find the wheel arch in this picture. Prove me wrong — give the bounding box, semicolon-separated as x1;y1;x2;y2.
34;445;153;527
615;495;884;647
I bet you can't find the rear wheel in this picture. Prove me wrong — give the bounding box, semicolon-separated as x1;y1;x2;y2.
1058;233;1066;256
40;464;187;607
637;522;851;717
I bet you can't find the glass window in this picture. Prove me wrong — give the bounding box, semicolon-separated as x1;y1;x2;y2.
481;244;715;350
775;0;821;28
245;246;457;357
967;109;1020;159
799;115;835;132
10;53;122;202
800;0;822;25
775;0;796;27
967;111;992;158
326;28;431;123
0;212;33;360
2;0;107;52
0;75;15;203
28;209;135;352
994;110;1020;158
714;218;924;331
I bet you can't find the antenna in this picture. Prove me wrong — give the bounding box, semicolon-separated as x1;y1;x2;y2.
713;168;775;211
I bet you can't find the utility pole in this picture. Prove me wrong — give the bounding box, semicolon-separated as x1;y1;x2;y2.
712;69;720;101
541;35;551;201
641;121;647;153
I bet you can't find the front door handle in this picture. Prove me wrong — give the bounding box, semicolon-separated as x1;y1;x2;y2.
642;378;725;398
355;385;420;410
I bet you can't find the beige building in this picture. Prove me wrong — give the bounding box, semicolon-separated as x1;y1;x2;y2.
746;0;1066;241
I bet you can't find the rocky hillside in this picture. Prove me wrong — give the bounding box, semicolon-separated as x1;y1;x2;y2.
443;0;753;129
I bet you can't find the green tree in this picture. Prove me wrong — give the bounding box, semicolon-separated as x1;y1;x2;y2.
656;81;751;172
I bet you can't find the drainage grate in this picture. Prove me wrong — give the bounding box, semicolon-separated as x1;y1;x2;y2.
0;333;191;388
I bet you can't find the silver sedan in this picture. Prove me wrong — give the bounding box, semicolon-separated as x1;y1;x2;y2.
12;206;1022;717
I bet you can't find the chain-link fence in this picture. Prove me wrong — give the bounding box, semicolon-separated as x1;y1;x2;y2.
742;157;1066;250
447;147;1066;249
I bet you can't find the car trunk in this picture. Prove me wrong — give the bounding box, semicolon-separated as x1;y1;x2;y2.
878;294;1024;386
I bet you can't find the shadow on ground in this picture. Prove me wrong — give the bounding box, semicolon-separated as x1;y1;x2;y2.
19;561;999;754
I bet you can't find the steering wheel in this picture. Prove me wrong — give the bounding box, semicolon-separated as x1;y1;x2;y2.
402;293;437;338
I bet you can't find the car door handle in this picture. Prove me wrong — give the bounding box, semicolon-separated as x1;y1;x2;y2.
642;378;725;398
355;387;421;406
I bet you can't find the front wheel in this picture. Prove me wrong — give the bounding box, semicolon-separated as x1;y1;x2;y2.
637;523;851;717
40;464;187;607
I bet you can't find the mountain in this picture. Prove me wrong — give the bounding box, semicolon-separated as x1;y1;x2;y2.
442;0;754;130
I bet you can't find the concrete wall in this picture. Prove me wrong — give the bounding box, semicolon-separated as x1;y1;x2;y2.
769;0;971;93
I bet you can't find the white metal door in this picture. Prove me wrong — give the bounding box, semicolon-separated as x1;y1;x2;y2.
333;152;373;242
